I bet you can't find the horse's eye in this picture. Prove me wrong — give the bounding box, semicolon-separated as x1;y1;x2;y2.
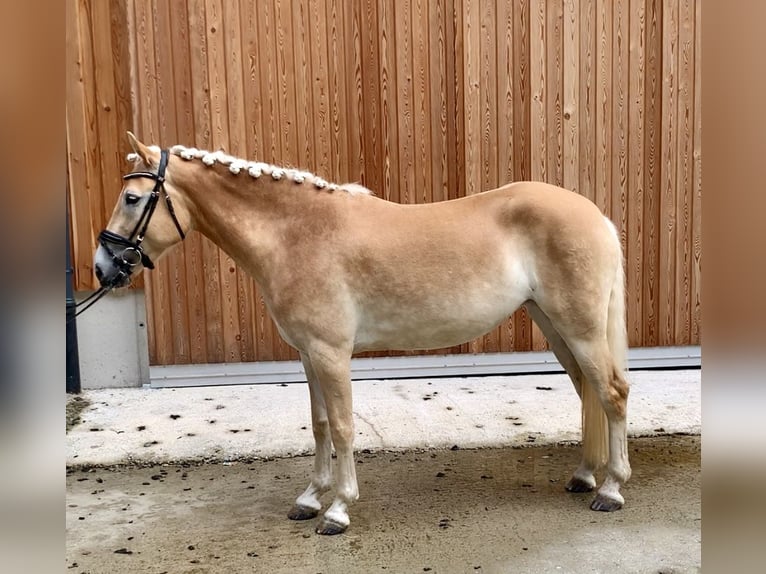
125;192;141;205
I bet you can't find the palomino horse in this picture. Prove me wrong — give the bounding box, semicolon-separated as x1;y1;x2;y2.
94;133;631;535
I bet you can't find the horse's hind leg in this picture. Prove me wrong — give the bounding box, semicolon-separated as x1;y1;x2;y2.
566;337;631;511
288;353;333;521
525;302;605;493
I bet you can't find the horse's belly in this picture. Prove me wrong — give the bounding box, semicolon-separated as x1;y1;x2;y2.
353;289;526;352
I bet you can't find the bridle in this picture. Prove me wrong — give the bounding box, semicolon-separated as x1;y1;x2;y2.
69;149;186;321
99;148;185;277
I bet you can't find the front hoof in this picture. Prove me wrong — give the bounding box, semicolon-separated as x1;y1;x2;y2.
316;517;348;535
288;505;319;521
590;494;624;512
565;476;595;493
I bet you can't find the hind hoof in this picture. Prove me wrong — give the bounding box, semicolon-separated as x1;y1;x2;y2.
288;505;319;521
566;477;595;493
590;494;623;512
316;517;348;535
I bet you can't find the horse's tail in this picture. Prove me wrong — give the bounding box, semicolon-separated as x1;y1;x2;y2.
604;217;628;373
581;217;627;469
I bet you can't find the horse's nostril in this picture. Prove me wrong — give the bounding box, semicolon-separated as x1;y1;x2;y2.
95;264;104;281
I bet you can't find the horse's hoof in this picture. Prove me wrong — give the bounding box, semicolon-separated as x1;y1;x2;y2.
590;494;623;512
565;477;595;493
315;517;348;535
288;505;319;521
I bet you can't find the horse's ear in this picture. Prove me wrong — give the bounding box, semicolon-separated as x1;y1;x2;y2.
126;131;159;167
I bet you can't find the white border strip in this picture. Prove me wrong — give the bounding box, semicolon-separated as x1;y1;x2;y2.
149;346;700;388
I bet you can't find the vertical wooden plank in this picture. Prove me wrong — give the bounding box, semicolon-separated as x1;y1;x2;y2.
674;0;694;345
257;0;279;165
659;0;678;346
643;0;662;347
691;0;701;344
412;0;432;204
240;0;265;161
462;0;481;197
308;0;332;178
496;0;514;187
67;0;97;289
222;0;247;157
154;0;192;365
360;0;381;192
167;0;207;364
91;1;122;225
448;0;465;203
428;0;448;204
513;0;532;352
275;0;299;167
612;0;629;241
563;0;579;193
378;0;400;202
326;0;348;181
578;0;596;202
627;0;646;348
594;0;611;216
529;0;546;183
291;0;315;170
480;0;498;194
546;0;563;188
345;0;366;183
395;0;415;203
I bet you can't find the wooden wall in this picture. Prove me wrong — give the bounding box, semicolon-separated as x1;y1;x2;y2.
67;0;702;365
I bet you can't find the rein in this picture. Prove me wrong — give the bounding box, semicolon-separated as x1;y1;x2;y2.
68;149;185;323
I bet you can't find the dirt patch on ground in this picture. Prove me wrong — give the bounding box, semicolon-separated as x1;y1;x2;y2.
67;395;90;433
66;435;700;574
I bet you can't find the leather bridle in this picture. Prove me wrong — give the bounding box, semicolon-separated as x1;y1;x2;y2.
69;148;186;322
98;148;185;278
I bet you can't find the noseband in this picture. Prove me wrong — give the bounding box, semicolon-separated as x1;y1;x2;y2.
98;149;186;277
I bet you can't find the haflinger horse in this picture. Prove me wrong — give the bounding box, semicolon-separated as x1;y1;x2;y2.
94;132;631;535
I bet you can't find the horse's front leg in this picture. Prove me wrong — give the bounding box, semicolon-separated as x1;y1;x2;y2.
305;347;358;535
288;354;333;521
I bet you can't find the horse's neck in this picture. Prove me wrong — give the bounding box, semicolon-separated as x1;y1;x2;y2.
178;166;309;282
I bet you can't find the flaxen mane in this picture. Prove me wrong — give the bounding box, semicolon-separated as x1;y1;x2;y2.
127;145;372;196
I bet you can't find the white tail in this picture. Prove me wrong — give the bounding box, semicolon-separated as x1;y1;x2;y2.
581;218;628;469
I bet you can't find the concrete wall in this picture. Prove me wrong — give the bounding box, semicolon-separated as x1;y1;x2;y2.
75;289;149;389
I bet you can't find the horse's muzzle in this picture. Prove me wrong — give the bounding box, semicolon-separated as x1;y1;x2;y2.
94;246;133;289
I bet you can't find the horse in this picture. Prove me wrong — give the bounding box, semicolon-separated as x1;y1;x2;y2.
94;132;631;535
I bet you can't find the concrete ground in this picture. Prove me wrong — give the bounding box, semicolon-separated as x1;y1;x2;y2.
66;370;701;573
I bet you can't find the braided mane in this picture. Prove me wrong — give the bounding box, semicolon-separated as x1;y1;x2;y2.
124;145;370;195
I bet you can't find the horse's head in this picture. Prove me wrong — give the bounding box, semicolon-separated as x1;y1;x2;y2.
94;132;190;289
